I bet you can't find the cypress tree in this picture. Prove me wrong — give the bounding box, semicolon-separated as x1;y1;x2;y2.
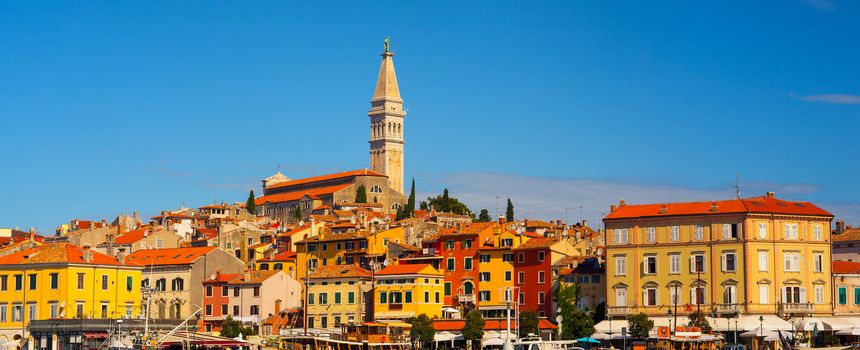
294;205;302;221
406;178;416;217
356;185;367;203
441;189;450;212
506;198;515;222
245;190;256;215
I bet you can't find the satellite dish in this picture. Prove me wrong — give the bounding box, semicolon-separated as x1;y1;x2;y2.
556;315;563;323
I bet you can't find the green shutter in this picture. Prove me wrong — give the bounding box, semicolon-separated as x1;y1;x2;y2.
335;293;341;304
854;288;860;305
444;283;451;296
308;293;315;305
348;292;355;304
405;291;412;303
839;288;847;305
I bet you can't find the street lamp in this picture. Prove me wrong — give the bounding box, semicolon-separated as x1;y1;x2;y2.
667;309;673;335
759;315;764;346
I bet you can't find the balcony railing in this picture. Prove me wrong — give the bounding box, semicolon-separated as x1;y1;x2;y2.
457;294;475;304
714;303;741;315
778;302;813;316
607;306;631;316
389;304;403;310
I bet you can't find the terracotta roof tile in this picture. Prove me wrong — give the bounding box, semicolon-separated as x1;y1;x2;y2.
432;319;557;331
204;272;242;283
604;195;832;220
0;243;122;266
834;261;860;274
258;251;297;262
376;263;441;276
266;169;386;190
512;237;559;251
308;265;372;279
125;247;217;266
834;228;860;242
228;270;281;285
255;183;352;205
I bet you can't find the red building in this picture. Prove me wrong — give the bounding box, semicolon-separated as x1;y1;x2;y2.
201;272;241;333
512;237;576;318
421;222;496;310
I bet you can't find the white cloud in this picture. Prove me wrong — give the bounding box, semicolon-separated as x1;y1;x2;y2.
801;94;860;105
417;172;859;227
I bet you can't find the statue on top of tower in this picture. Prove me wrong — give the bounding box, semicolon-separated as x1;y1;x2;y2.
384;36;390;53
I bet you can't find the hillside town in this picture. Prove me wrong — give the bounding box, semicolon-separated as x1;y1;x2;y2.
2;42;857;350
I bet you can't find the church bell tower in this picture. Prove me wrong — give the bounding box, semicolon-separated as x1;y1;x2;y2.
369;37;405;194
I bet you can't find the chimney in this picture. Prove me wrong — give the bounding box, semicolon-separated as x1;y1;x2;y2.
836;221;846;234
275;299;282;313
82;244;93;263
610;204;617;212
582;219;588;228
710;202;719;212
117;247;127;265
659;205;668;214
498;216;506;225
766;192;775;198
619;200;626;206
29;228;35;243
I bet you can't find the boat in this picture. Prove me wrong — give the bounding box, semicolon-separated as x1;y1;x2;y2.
512;335;580;350
279;321;412;350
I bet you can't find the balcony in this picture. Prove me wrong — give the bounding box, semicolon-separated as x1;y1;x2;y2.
457;294;475;304
389;304;403;310
607;306;631;317
714;303;741;315
778;303;813;316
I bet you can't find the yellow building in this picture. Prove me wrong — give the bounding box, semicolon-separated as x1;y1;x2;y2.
374;264;444;320
475;226;534;318
306;265;372;330
602;193;833;331
0;243;142;343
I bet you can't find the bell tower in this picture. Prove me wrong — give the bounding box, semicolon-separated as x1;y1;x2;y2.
368;37;405;194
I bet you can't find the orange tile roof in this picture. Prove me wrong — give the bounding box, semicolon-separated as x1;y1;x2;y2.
432;319;557;331
113;227;165;245
258;251;297;262
512;237;559;251
604;195;832;220
278;225;310;238
0;243;122;266
125;247;217;266
266;169;386;190
197;228;218;239
834;261;860;274
388;241;420;252
255;183;352;205
834;228;860;242
204;272;242;283
376;263;441;276
308;265;372;279
228;270;281;285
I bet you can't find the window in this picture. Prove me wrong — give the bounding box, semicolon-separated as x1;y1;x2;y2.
479;272;490;282
444;282;451;296
615;256;626;275
308;293;315;305
505;271;512;281
155;278;166;291
785;224;798;240
646;227;656;243
694;225;704;240
691;286;706;305
783;286;806;303
447;258;455;271
614;228;629;244
12;305;22;322
691;254;705;273
171;278;184;291
464;257;473;271
348;292;355;304
222;286;229;296
334;292;341;304
445;241;454;250
0;275;6;290
518;271;525;285
760;284;770;304
723;285;737;304
463;239;472;249
721;252;737;272
538;271;546;284
644;256;657;274
502;238;514;247
14;275;22;290
206;286;213;297
479;254;490;263
435;292;440;303
49;302;58;318
77;273;85;289
813;285;822;304
234;287;240;297
205;305;213;316
669;254;680;274
319;293;328;305
76;303;84;318
643;288;658;306
126;276;133;292
322;244;327;251
538;292;545;305
250;305;259;315
519;292;525;305
784;253;800;272
759;223;767;239
369;185;383;193
538;251;546;262
503;253;514;262
479;291;490;302
405;291;413;303
813;225;822;241
813;253;823;273
27;304;36;322
221;305;228;315
28;274;36;290
100;275;109;290
233;305;239;315
669;286;681;306
518;253;525;263
615;288;627;307
758;251;769;271
670;226;680;241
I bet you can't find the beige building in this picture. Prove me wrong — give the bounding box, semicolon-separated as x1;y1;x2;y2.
225;270;301;334
125;247;245;321
306;265;373;330
833;261;860;316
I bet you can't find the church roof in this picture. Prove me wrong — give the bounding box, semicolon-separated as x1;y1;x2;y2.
255;183;353;205
266;169;385;191
372;52;401;102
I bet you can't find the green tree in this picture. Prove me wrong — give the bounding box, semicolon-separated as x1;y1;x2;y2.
462;310;485;350
408;314;435;348
424;189;474;217
556;283;595;339
406;178;416;216
419;201;429;211
505;198;515;222
687;310;712;333
245;190;256;215
356;185;367;203
477;209;491;222
626;313;654;339
294;205;302;221
220;316;254;338
518;311;540;338
593;301;607;323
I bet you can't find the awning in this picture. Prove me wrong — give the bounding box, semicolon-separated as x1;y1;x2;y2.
734;315;793;331
374;311;415;319
83;333;109;339
482;338;506;346
592;332;611;340
594;320;628;333
819;317;860;331
793;317;826;331
381;321;412;328
837;328;860;336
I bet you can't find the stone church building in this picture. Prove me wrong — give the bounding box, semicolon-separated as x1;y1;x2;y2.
255;43;407;222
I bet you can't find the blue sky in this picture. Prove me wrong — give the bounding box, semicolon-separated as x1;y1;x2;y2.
1;1;858;232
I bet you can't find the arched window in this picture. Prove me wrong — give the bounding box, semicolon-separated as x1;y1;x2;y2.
155;278;167;292
273;263;283;270
391;203;402;211
259;263;269;271
171;278;184;291
369;185;383;194
463;281;474;295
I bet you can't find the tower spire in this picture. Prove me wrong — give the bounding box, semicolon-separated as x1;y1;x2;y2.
368;37;406;195
372;38;402;103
